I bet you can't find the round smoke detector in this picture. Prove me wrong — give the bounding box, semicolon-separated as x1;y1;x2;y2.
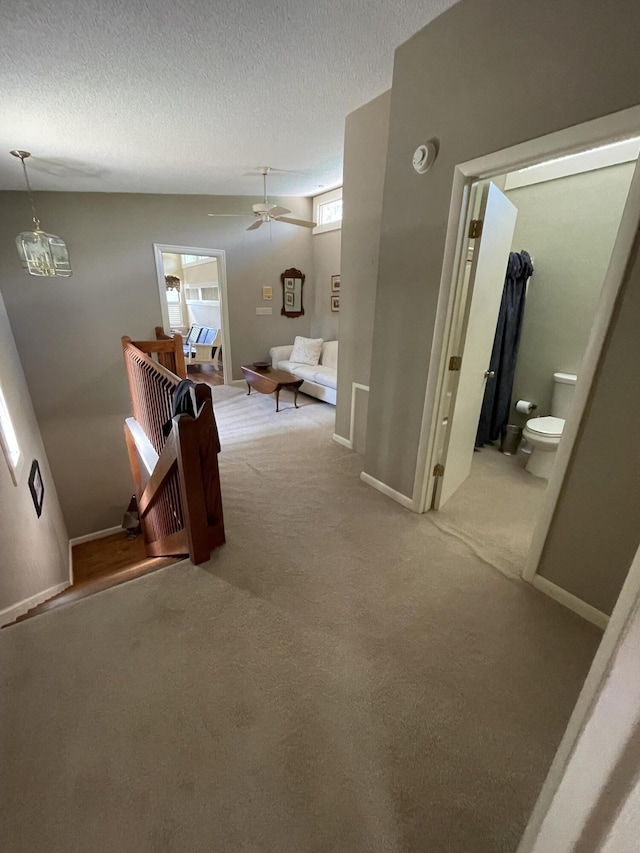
412;141;437;174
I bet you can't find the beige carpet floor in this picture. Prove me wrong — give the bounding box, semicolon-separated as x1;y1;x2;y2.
0;387;601;852
434;444;548;578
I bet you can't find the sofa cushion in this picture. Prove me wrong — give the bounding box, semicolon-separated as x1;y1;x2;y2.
275;359;299;373
320;340;338;369
291;365;319;382
311;365;337;389
290;336;323;366
270;345;294;367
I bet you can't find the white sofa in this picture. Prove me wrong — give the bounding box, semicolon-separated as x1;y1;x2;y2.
269;340;338;405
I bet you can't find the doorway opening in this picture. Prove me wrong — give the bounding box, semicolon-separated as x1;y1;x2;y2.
421;129;640;598
153;244;232;388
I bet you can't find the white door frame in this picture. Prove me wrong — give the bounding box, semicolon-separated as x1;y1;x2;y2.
517;539;640;850
411;106;640;584
152;244;233;386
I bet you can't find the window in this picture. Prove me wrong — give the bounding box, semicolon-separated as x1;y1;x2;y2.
313;187;343;234
319;198;343;225
166;289;185;327
0;385;23;485
185;284;219;304
200;286;219;302
181;255;220;303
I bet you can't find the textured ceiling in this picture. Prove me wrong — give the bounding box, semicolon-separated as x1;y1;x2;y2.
0;0;457;196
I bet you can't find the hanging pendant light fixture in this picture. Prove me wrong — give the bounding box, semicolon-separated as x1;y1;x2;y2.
10;150;72;277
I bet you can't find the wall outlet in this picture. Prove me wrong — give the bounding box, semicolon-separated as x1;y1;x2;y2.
256;307;272;315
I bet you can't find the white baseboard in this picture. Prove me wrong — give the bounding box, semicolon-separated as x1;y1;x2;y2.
0;580;70;628
345;382;369;450
69;525;122;547
333;433;353;450
530;574;609;629
360;471;415;510
231;379;246;388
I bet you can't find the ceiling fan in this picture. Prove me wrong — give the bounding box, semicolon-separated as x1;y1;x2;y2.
208;167;317;231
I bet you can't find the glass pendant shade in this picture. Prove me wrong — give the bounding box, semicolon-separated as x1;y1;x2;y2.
16;226;72;277
10;149;72;277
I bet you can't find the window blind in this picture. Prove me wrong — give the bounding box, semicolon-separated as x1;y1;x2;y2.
167;304;184;326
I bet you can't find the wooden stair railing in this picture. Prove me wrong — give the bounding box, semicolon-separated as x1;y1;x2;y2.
127;328;187;379
121;336;224;565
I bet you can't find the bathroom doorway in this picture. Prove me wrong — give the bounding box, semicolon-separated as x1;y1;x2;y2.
423;135;640;589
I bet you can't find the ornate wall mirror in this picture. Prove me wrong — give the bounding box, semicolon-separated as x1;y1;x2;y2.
281;268;305;318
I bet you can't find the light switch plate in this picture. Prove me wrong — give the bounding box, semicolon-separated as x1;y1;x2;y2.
256;307;272;315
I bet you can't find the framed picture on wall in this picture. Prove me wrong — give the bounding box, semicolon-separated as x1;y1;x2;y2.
28;459;44;518
331;295;340;312
280;268;305;318
331;274;341;292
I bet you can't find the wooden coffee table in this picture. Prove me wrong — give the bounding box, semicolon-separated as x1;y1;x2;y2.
241;366;304;412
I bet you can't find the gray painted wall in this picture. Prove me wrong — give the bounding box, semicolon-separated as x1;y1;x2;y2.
335;91;391;451
350;0;640;613
0;192;313;537
0;292;68;619
536;226;640;615
310;229;341;341
507;163;635;425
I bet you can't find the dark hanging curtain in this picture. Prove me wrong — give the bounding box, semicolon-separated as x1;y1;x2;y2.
475;250;534;447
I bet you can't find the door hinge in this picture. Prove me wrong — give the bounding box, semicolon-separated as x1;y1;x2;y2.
433;463;445;477
449;355;462;371
469;219;483;239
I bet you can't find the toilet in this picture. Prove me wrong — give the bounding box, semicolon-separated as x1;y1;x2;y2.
521;372;577;479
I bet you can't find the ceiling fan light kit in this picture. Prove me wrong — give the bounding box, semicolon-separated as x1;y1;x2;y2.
208;167;317;231
10;150;72;277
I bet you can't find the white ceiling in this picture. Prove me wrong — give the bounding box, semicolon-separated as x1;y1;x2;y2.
0;0;457;196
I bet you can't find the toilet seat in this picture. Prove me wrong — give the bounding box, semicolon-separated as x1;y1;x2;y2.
525;416;565;437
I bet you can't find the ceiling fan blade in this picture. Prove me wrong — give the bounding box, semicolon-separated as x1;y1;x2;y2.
275;216;317;229
247;219;264;231
208;213;253;217
267;206;291;218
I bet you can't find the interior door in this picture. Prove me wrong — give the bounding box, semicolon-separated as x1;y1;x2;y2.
433;181;518;509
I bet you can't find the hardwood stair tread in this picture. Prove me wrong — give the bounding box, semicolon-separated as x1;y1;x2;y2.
6;534;183;627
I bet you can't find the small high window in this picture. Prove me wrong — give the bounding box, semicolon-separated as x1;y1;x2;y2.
183;256;220;305
185;285;220;305
313;187;343;234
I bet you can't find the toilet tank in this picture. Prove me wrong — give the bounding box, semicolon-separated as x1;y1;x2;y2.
551;372;578;418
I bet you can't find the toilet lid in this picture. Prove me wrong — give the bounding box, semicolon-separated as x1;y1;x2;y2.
526;416;565;437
